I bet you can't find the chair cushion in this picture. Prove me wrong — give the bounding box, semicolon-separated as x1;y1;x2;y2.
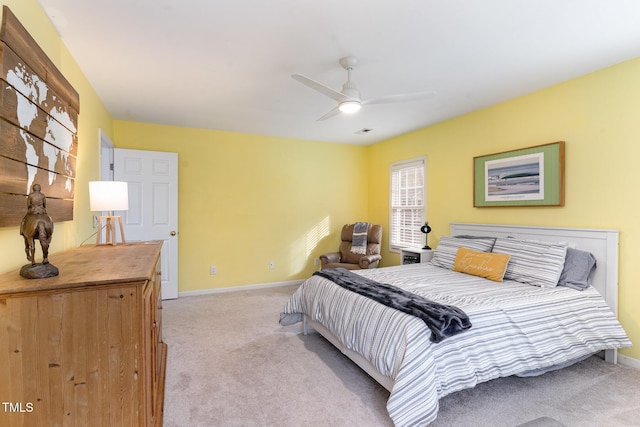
323;262;363;270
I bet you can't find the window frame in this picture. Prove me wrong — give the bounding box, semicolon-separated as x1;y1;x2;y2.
389;157;427;253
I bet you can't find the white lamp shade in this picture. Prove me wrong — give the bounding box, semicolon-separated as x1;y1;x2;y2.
89;181;129;212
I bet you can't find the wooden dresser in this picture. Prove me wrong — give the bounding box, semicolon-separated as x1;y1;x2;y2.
0;242;167;427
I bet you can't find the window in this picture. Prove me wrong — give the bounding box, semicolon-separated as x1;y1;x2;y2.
390;158;426;251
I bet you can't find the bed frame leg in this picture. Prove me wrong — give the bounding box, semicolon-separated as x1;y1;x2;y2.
604;349;618;364
303;315;308;335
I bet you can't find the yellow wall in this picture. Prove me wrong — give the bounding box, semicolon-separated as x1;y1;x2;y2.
1;0;637;360
113;122;368;289
0;0;113;273
367;57;640;359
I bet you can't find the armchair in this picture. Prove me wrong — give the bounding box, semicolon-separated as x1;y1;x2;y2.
320;223;382;270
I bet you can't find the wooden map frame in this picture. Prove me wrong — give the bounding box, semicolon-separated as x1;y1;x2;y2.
0;6;79;227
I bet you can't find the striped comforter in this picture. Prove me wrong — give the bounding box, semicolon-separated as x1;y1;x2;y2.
280;263;631;427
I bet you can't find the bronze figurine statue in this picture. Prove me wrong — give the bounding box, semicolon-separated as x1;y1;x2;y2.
19;184;58;278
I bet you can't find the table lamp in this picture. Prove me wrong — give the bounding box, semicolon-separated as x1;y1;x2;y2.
89;181;129;245
420;222;432;250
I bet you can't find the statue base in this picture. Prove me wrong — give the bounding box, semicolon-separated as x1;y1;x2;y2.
20;263;59;279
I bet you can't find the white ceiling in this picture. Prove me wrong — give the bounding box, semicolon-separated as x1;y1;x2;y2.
37;0;640;145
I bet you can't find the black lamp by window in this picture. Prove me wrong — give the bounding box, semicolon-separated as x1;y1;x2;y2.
420;222;432;250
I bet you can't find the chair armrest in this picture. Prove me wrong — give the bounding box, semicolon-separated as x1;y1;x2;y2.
359;254;382;269
320;252;341;267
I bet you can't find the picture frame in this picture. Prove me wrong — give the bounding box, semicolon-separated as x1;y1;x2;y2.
473;141;565;207
0;7;79;227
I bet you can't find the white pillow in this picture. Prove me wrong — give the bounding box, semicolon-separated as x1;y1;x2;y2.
492;237;568;288
430;236;496;270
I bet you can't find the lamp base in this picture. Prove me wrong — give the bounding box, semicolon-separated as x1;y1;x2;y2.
96;215;126;245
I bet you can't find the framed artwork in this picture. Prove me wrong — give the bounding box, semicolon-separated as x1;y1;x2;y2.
0;6;79;227
473;141;565;207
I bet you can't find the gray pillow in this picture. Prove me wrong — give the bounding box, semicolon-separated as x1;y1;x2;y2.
557;247;597;291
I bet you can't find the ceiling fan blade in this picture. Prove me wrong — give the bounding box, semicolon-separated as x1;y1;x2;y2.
317;106;341;121
292;74;351;103
363;90;437;105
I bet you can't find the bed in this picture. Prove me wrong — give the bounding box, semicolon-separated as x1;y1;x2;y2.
280;223;631;426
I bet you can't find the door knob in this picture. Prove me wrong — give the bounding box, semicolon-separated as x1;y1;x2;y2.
170;231;177;236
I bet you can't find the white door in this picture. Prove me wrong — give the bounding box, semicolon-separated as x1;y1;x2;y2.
99;129;114;180
114;148;179;299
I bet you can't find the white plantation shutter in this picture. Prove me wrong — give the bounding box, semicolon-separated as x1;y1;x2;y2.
390;158;426;251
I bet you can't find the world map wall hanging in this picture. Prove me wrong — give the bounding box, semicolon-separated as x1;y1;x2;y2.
0;6;79;227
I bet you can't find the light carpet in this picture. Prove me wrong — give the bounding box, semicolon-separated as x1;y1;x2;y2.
162;285;640;427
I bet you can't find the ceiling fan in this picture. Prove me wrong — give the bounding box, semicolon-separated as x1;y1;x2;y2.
292;56;436;121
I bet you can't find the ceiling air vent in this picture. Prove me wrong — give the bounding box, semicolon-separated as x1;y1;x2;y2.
355;128;373;135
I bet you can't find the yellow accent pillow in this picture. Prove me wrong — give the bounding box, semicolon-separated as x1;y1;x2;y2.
453;246;511;282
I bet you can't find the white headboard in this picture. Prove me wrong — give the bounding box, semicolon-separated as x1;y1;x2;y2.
449;223;620;315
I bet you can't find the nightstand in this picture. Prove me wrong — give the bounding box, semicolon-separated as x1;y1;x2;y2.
400;247;434;265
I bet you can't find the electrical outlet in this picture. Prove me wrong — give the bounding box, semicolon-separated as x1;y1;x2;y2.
314;258;319;266
269;261;275;270
210;265;217;275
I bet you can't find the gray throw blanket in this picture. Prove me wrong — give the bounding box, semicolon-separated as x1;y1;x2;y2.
314;268;472;343
350;222;369;255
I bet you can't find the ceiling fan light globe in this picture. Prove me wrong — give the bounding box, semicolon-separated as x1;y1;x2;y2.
338;101;362;114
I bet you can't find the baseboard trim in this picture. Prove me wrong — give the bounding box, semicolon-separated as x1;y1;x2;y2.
618;354;640;370
178;279;304;298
